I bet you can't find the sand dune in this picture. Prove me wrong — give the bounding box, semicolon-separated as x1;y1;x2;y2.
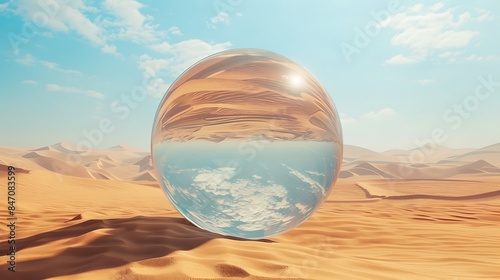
0;143;150;182
383;144;475;164
133;155;152;172
349;162;395;178
2;142;499;183
1;143;500;279
343;145;396;164
24;153;94;178
0;163;29;176
357;178;500;200
339;170;355;178
345;143;498;166
0;170;499;279
446;143;500;166
133;170;157;181
341;159;500;180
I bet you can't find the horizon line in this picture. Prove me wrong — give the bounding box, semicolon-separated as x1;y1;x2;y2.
1;141;499;154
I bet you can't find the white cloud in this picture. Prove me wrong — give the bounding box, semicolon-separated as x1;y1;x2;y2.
103;0;146;28
340;109;396;126
464;54;500;62
141;39;231;96
305;171;323;177
384;54;422;65
210;12;230;25
46;84;105;99
236;12;243;17
438;51;461;59
362;108;395;119
22;80;38;86
429;3;444;12
149;42;172;53
138;54;170;77
0;3;8;11
16;54;82;76
136;55;171;97
340;113;357;126
295;203;312;215
85;90;105;99
12;0;164;53
285;165;326;197
167;26;182;36
149;39;231;74
14;0;106;45
436;49;500;63
15;53;35;65
116;22;162;43
476;8;493;22
188;167;292;233
436;51;499;63
144;78;170;98
40;61;82;76
103;0;163;44
382;3;481;64
409;4;423;13
457;11;472;26
416;79;434;85
101;44;120;56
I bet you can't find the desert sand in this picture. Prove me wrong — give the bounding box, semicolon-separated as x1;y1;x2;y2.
1;143;500;279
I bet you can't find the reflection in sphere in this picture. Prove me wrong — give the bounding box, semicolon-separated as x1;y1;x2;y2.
151;49;343;239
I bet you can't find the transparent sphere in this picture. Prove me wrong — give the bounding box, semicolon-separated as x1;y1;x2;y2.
151;49;343;239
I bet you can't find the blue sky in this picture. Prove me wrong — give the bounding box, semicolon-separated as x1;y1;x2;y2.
0;0;499;152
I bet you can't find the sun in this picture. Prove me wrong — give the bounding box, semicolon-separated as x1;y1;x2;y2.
289;74;303;86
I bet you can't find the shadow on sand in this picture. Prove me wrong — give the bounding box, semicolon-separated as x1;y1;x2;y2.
1;216;274;279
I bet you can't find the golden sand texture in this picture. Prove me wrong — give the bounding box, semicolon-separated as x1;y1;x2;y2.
0;170;499;279
1;143;499;279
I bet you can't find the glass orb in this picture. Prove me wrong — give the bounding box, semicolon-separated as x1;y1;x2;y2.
151;49;343;239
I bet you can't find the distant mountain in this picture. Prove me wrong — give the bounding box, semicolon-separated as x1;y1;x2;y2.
1;142;499;181
33;142;83;154
0;143;152;182
107;144;140;152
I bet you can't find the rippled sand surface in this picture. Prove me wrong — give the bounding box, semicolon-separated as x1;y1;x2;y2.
1;142;500;279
